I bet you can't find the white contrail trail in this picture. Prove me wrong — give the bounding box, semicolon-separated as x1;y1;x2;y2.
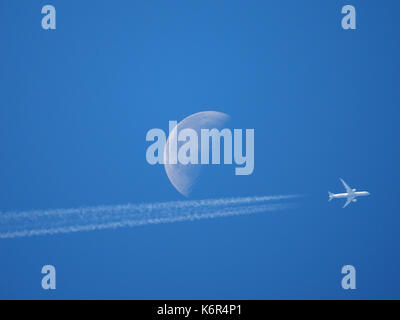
0;195;299;239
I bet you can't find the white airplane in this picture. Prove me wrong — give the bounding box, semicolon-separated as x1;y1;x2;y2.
328;179;370;208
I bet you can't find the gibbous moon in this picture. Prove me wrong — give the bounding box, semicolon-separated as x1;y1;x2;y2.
164;111;230;197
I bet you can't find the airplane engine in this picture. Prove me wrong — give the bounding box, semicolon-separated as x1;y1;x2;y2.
353;199;357;202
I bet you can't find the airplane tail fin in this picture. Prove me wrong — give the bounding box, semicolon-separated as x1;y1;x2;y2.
328;191;334;202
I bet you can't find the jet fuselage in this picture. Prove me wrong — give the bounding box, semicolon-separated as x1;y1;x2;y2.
330;191;370;199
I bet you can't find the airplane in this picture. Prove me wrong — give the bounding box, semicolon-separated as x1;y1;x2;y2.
328;178;370;208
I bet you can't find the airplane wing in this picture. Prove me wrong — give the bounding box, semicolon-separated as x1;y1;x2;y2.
343;197;352;208
340;178;352;194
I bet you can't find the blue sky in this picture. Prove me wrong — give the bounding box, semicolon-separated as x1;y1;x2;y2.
0;0;399;299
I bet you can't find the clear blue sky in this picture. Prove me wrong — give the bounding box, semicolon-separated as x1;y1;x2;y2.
0;0;399;299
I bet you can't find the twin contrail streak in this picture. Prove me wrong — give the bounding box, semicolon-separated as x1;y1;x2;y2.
0;195;299;239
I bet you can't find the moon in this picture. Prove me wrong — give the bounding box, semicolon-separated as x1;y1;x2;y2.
164;111;230;197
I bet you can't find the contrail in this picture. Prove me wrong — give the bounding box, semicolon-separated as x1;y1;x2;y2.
0;195;299;239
